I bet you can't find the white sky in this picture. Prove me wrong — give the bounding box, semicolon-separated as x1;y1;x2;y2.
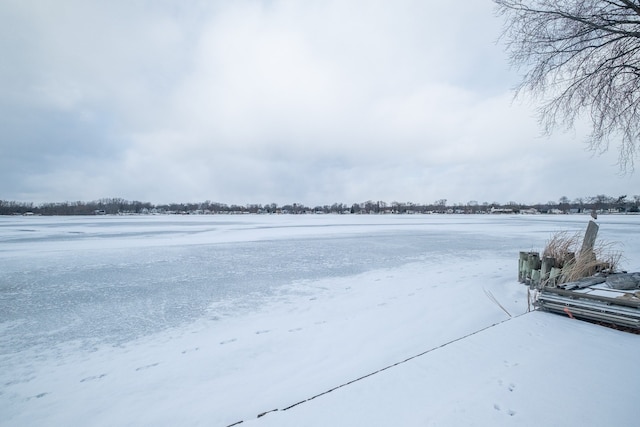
1;0;638;206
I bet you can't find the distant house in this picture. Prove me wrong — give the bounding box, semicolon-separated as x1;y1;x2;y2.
490;207;513;214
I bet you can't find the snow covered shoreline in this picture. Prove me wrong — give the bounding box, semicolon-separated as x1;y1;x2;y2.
1;215;639;426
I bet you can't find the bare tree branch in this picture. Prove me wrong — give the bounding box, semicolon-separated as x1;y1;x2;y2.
495;0;640;171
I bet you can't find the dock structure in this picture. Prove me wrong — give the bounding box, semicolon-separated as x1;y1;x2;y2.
520;220;640;332
535;281;640;330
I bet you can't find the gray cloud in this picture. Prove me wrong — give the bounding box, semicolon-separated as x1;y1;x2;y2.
1;0;637;205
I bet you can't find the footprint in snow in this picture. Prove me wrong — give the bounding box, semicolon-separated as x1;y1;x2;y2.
288;328;303;332
135;363;159;371
26;392;50;401
181;347;199;354
497;379;516;391
80;374;107;383
493;404;516;416
5;377;35;386
255;330;270;335
220;338;237;345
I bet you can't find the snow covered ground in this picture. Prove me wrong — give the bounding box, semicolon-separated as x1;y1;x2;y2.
1;214;639;426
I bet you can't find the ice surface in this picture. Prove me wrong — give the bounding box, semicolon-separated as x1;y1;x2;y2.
1;214;639;426
0;214;540;352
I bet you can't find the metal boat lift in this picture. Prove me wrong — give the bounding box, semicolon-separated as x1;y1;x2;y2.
535;286;640;330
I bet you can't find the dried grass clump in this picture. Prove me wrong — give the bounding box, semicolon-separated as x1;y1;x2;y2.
542;231;580;267
564;241;622;282
543;230;622;284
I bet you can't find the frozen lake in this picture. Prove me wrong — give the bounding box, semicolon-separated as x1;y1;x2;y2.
1;214;639;426
3;213;634;353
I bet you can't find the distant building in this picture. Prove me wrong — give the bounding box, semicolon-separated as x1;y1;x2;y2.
490;207;513;214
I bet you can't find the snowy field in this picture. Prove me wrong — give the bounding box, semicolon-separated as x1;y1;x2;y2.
1;214;639;426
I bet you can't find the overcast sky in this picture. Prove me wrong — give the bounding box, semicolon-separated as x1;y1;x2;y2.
1;0;638;206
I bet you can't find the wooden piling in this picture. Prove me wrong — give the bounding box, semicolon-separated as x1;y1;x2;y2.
531;269;541;288
519;252;529;282
528;252;540;270
549;267;562;287
580;220;599;257
541;256;555;280
525;252;540;285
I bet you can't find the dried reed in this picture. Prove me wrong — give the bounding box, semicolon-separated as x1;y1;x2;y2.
542;231;580;267
543;229;622;284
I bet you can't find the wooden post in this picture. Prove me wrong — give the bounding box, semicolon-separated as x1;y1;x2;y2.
541;256;555;283
528;252;541;270
519;252;528;282
579;220;599;262
531;269;541;288
526;252;540;284
564;252;575;266
549;267;562;287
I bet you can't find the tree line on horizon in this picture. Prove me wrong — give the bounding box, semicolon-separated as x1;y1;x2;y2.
1;195;638;216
